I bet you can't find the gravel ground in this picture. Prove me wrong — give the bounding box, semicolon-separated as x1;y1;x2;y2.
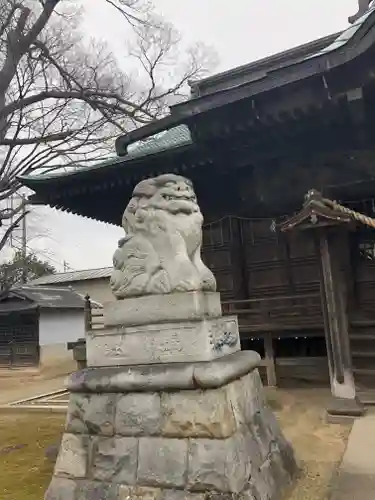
270;388;352;500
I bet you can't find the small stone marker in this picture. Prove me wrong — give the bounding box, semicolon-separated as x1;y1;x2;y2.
45;174;297;500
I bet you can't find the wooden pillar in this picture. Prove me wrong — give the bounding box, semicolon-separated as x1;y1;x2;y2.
264;332;277;387
318;229;364;419
279;189;365;420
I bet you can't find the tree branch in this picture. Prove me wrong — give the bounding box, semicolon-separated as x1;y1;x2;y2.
0;211;27;253
0;88;155;121
0;128;83;146
0;0;216;250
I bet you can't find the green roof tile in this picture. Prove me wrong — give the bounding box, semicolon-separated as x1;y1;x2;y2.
19;125;192;182
127;124;191;158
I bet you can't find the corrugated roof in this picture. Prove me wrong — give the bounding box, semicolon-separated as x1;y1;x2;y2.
0;300;37;313
1;286;88;309
29;267;112;285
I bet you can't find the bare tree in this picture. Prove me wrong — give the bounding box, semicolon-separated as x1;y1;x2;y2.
0;0;217;254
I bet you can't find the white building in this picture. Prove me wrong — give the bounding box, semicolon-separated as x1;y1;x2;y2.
0;285;100;368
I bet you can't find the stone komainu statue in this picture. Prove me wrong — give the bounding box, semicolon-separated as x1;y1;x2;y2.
110;174;216;299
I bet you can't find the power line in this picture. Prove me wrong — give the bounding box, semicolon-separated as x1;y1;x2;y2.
4;193;74;272
10;235;74;271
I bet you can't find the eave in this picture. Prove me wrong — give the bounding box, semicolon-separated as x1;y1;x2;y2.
280;200;353;232
20;142;211;225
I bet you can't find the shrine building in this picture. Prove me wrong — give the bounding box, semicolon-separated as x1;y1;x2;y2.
20;8;375;406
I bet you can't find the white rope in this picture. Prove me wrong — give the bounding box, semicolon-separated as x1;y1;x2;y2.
322;197;375;229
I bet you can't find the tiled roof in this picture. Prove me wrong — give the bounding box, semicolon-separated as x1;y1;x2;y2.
127;125;191;157
0;285;98;310
304;5;375;60
20;125;192;182
29;267;112;285
189;32;341;98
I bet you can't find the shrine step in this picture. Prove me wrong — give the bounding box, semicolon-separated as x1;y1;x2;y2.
357;390;375;406
350;331;375;389
352;351;375;358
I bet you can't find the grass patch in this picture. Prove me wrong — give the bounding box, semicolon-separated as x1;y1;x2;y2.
0;413;65;500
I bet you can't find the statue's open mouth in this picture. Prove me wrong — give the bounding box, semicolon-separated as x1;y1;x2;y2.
161;192;195;201
166;199;199;214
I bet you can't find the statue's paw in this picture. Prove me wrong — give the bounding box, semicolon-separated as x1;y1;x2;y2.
200;269;217;292
174;277;201;292
201;280;217;292
146;270;172;294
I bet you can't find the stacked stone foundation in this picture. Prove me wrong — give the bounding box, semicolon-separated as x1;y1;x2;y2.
46;354;297;500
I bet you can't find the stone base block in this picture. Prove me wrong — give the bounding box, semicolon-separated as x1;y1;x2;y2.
326;396;365;424
325;412;364;425
68;351;261;394
104;292;222;327
46;366;298;500
86;316;240;367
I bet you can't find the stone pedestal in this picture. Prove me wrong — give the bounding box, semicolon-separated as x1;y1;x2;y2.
87;316;240;367
47;292;297;500
103;292;222;327
86;293;240;367
46;352;297;500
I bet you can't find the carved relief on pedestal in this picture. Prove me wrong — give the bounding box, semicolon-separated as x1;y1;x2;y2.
209;317;239;352
110;174;216;299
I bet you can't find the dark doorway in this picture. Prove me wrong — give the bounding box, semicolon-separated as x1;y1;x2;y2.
0;310;39;367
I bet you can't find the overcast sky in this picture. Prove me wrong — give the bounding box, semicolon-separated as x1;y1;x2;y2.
20;0;359;272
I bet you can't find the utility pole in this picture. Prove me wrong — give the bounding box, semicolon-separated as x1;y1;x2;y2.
9;194;14;247
21;196;27;284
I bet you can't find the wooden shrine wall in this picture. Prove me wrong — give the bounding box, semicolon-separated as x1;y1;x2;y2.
202;216;328;385
202;217;245;301
202;216;323;324
345;199;375;386
202;210;375;327
201;203;375;321
201;209;375;388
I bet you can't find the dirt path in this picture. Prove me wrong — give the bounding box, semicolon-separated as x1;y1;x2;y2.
0;360;74;405
271;388;352;500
